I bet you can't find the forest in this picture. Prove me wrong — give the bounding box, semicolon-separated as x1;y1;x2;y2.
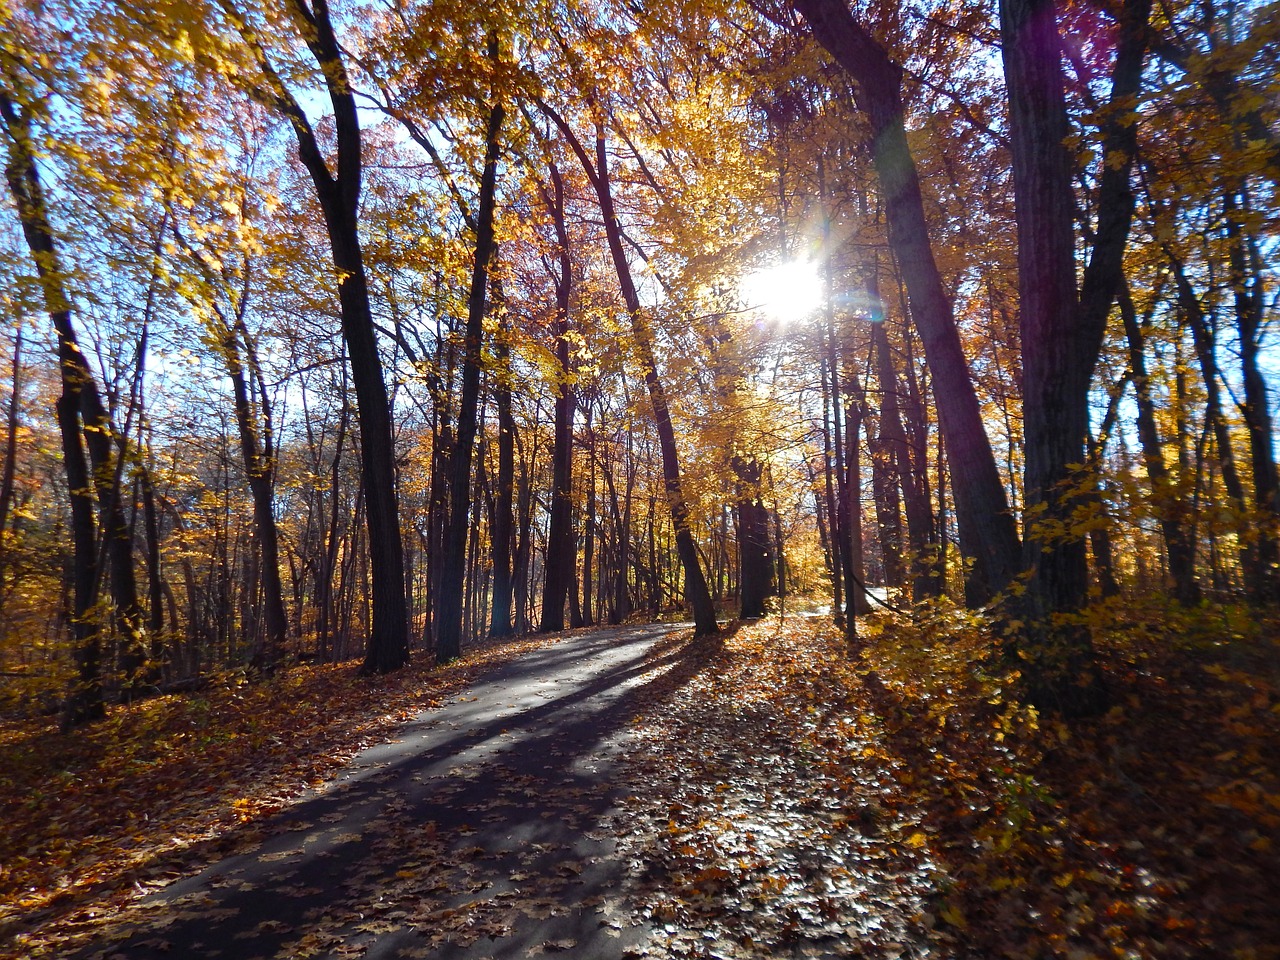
1;0;1278;955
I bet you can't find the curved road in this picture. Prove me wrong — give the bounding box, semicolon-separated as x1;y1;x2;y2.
77;623;696;959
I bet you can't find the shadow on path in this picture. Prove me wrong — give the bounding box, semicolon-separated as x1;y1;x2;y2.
64;622;719;959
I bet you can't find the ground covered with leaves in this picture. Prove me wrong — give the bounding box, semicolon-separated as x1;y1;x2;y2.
0;632;569;952
3;604;1278;960
615;604;1280;959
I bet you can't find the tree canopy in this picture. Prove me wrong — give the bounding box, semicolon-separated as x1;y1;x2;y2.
0;0;1276;721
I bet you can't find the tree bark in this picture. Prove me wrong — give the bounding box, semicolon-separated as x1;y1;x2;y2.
1;88;107;724
999;0;1149;712
580;404;597;626
489;325;517;637
539;162;577;633
0;324;22;612
543;107;717;635
871;318;932;597
732;456;775;618
1119;285;1199;602
224;0;411;673
437;96;504;662
794;0;1022;605
223;316;289;669
1224;189;1280;603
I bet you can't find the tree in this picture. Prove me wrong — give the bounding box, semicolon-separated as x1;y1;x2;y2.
1;79;109;723
999;0;1151;711
792;0;1023;608
205;0;410;672
435;61;504;662
543;104;719;636
537;161;577;634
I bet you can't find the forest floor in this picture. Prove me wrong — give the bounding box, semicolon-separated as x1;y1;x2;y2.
1;601;1279;959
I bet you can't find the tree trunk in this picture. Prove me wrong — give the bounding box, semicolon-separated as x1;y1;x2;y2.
235;0;410;673
437;97;504;662
580;406;597;626
820;353;844;622
844;392;871;620
1119;285;1199;602
0;324;22;613
222;318;289;670
1224;188;1280;603
1166;253;1250;576
539;162;577;633
513;426;534;635
999;0;1149;713
794;0;1022;605
869;320;914;595
2;88;111;724
544;108;717;635
732;456;775;618
57;389;105;727
1085;373;1130;600
489;326;517;637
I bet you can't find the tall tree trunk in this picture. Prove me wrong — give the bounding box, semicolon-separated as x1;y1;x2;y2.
1;89;107;724
513;425;534;634
844;390;871;620
820;353;845;622
540;162;577;633
173;219;290;671
2;88;122;721
425;328;455;652
601;439;633;624
732;456;775;618
56;389;104;727
437;96;504;662
139;455;166;643
489;325;517;638
869;420;906;592
1085;372;1131;600
999;0;1149;712
544;108;717;635
1224;188;1280;602
317;390;348;663
223;317;289;669
1165;252;1250;568
226;0;410;673
819;160;849;626
580;405;596;626
794;0;1022;605
701;312;775;620
1119;285;1199;602
0;324;22;613
870;319;924;597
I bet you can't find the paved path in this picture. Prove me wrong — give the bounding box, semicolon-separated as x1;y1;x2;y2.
79;623;694;959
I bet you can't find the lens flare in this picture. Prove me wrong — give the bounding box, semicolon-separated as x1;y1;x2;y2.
740;260;823;325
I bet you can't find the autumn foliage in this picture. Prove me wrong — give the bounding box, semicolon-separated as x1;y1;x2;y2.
621;611;1280;959
0;0;1278;952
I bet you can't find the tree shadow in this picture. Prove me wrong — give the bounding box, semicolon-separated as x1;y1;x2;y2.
850;631;1280;959
20;622;723;959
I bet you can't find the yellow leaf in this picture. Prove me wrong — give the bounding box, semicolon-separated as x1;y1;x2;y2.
940;903;968;929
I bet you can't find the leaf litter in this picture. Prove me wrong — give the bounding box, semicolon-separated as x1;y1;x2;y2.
3;603;1279;960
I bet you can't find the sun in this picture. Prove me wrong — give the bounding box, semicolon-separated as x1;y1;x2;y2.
740;259;824;325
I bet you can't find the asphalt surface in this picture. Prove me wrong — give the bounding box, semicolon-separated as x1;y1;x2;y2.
74;622;694;959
